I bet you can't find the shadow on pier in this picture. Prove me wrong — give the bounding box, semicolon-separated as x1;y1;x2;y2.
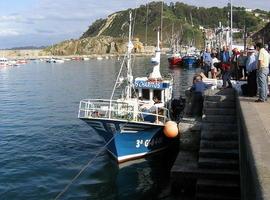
169;87;270;200
171;89;240;200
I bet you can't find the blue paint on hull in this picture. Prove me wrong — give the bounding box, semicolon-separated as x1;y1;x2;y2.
82;118;172;162
182;56;198;67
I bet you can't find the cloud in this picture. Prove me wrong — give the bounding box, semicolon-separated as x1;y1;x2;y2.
0;29;20;37
0;15;23;23
35;29;56;34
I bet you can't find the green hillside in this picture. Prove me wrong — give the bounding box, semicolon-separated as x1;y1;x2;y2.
81;1;269;48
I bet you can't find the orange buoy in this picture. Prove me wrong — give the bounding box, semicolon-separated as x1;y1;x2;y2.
163;121;178;138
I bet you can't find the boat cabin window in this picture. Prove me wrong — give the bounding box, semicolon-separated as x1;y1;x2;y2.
132;89;139;98
153;90;162;102
142;89;150;100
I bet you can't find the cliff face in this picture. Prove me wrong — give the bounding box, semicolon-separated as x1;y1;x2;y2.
45;36;127;55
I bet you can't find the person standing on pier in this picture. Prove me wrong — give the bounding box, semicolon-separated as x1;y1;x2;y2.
210;53;219;79
255;42;270;102
246;47;257;97
231;48;240;80
190;75;208;118
238;50;248;80
202;48;212;78
220;46;232;88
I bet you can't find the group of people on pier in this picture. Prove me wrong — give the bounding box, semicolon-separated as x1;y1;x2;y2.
201;42;270;102
190;42;270;118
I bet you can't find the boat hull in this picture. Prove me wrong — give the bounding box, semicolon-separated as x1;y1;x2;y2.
168;57;182;66
182;56;198;67
82;118;174;163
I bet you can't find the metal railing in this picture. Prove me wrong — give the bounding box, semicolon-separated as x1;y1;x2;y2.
78;99;168;124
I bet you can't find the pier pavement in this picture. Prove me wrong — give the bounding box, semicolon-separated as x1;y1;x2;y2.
171;89;270;200
238;96;270;200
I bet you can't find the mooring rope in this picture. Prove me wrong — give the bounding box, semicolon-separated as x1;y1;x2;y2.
54;133;118;200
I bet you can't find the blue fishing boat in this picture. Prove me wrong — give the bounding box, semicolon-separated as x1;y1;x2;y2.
78;12;175;163
182;55;198;67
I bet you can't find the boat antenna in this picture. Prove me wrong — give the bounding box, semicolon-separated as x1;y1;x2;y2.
145;3;149;46
230;0;233;50
160;1;164;45
149;27;162;80
171;23;174;53
126;10;134;99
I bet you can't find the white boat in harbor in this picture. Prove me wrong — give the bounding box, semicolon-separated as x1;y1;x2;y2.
0;57;8;67
46;58;65;63
78;12;177;163
83;57;90;61
96;56;103;60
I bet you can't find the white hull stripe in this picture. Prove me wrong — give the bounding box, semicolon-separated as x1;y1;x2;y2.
115;147;167;162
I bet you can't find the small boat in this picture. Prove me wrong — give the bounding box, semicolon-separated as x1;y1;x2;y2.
82;57;90;61
46;58;64;63
16;59;27;65
78;12;176;163
0;57;8;67
182;54;198;67
71;57;81;61
97;56;103;60
167;35;182;66
168;53;182;66
9;60;19;66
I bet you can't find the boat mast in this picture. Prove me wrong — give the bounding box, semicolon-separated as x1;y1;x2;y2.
160;1;163;45
108;11;133;118
145;3;149;46
149;27;162;80
171;23;175;53
230;0;233;49
126;11;134;100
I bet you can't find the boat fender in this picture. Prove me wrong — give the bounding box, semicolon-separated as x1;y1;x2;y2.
163;121;178;138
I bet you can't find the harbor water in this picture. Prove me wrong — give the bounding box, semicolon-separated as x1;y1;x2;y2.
0;57;197;200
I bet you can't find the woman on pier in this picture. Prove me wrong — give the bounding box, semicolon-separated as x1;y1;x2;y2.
246;47;257;97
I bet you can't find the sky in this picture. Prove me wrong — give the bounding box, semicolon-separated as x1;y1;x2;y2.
0;0;269;49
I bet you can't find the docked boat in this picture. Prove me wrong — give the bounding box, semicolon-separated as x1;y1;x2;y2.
181;46;201;67
0;57;8;67
78;12;176;163
71;57;81;61
168;53;182;66
182;54;198;67
16;59;27;65
46;58;65;63
167;36;182;66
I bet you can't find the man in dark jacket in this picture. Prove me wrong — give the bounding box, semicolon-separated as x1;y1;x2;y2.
219;46;232;88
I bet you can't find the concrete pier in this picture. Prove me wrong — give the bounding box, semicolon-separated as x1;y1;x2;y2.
171;88;270;200
238;96;270;200
172;89;240;200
